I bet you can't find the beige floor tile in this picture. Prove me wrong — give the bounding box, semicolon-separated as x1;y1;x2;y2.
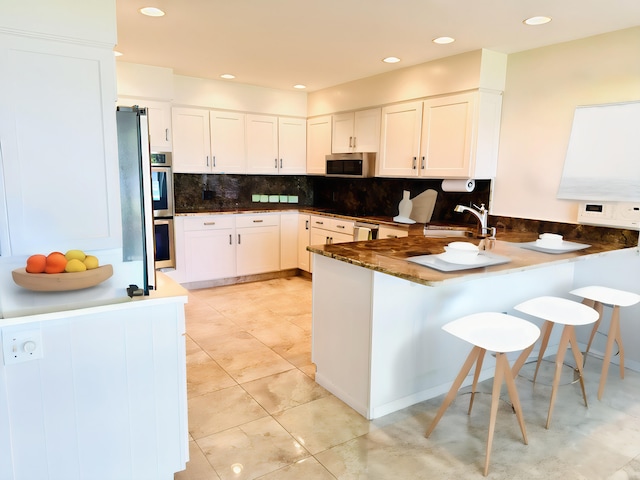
196;416;310;480
187;350;236;397
241;369;330;414
187;385;268;439
274;395;373;455
258;457;335;480
174;440;220;480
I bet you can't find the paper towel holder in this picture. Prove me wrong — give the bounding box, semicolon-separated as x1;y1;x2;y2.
441;179;475;192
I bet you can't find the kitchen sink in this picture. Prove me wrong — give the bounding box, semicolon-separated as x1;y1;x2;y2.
423;226;475;238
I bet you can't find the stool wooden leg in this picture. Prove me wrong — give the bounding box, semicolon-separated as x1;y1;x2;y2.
546;326;571;429
511;339;537;379
584;300;603;362
484;351;506;476
534;321;553;384
501;354;528;445
426;346;482;438
468;349;486;415
598;305;623;400
567;325;588;408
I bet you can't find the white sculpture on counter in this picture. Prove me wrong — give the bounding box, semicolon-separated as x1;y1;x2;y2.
393;190;416;224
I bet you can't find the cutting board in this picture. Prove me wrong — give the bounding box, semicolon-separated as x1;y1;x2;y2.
410;189;437;223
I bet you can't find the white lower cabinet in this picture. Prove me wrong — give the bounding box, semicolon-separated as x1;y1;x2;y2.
236;214;280;276
309;216;355;245
378;225;409;239
297;214;311;272
183;215;236;282
280;212;299;270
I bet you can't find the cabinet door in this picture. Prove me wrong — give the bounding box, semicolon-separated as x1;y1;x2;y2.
210;110;246;174
171;107;211;173
278;117;306;175
236;225;280;275
353;108;381;152
420;93;475;177
184;228;235;282
307;116;331;175
0;34;120;255
280;213;298;270
246;114;279;174
378;101;423;177
310;229;330;247
297;214;311;272
145;100;172;152
331;112;355;153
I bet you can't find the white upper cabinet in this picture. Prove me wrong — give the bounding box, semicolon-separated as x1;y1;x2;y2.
378;91;502;179
145;100;173;152
172;107;211;173
172;108;246;173
332;108;381;153
377;101;423;177
0;33;121;255
210;110;246;174
306;115;332;175
246;114;306;175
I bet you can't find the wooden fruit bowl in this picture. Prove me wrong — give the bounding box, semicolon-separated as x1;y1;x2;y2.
12;264;113;292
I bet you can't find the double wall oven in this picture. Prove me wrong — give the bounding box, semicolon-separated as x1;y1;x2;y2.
150;152;175;269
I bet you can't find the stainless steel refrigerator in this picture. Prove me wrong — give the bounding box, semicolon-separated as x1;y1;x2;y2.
115;106;155;294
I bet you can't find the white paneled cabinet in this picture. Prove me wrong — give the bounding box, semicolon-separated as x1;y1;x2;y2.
377;92;502;179
297;214;311;272
332;108;381;153
246;115;306;174
172;108;246;174
306;115;332;175
280;212;299;270
0;33;121;256
145;100;173;152
182;215;236;282
236;214;280;275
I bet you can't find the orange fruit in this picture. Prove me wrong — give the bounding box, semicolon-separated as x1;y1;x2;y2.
26;254;47;273
44;251;67;274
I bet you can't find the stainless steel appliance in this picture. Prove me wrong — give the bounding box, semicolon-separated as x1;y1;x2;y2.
326;153;375;177
150;152;175;269
116;106;155;293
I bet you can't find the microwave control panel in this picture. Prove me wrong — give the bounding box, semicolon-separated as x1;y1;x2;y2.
577;201;640;228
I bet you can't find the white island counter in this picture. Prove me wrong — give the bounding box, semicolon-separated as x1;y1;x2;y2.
309;234;639;420
0;262;189;480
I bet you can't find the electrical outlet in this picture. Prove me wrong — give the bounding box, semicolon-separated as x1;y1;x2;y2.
2;328;43;365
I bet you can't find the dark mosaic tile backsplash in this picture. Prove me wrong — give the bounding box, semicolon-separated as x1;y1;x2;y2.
174;173;491;223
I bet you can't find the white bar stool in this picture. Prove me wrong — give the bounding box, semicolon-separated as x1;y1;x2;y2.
570;285;640;400
425;312;540;476
513;296;599;429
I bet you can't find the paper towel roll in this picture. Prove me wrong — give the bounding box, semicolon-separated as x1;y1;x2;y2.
441;179;475;192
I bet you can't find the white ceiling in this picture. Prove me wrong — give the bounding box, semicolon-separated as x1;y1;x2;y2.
115;0;640;93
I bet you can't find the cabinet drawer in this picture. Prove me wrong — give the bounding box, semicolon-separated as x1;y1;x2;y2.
183;215;234;231
327;218;354;235
378;225;409;239
235;213;280;228
310;215;330;229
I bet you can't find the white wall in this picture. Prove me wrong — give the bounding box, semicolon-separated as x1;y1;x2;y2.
492;27;640;223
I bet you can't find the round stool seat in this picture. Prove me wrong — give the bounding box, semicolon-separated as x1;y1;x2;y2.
514;296;599;326
443;312;541;353
570;285;640;307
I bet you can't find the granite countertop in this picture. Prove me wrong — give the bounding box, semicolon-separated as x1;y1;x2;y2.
307;231;631;287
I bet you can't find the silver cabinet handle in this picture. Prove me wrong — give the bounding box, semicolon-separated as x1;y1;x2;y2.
349;136;353;148
412;157;417;169
253;219;264;223
280;159;283;169
238;234;241;244
274;158;278;169
213;156;216;167
229;234;232;245
337;225;345;229
421;156;425;169
315;221;324;225
165;128;169;142
206;155;209;166
305;220;309;230
203;222;216;226
353;136;356;149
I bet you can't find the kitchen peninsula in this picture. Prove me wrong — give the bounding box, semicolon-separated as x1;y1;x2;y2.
308;231;636;419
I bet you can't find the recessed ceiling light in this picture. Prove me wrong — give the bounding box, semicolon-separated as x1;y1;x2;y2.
383;57;401;64
293;84;306;89
113;50;123;57
220;74;235;79
523;16;552;26
139;7;165;17
433;36;455;45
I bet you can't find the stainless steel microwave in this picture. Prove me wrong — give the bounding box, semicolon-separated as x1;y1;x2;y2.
325;153;375;178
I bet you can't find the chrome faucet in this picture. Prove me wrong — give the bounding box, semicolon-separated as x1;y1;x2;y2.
454;203;495;238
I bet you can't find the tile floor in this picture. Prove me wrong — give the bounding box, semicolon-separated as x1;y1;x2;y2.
175;276;640;480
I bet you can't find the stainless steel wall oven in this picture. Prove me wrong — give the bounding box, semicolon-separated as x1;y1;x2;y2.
150;152;175;269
